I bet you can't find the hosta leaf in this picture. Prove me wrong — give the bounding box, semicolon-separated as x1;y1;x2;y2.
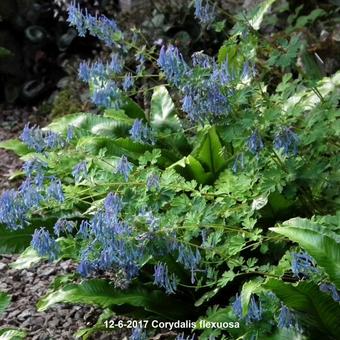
121;97;145;119
0;139;30;156
264;279;340;338
192;126;227;176
0;329;26;340
10;246;43;269
46;112;129;137
0;292;11;314
150;85;181;130
37;279;191;320
240;279;264;316
270;223;340;289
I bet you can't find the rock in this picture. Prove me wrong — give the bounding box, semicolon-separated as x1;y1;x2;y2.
0;262;7;270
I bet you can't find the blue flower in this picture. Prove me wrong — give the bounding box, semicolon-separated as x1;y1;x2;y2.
130;327;147;340
104;192;123;218
115;155;133;181
72;161;88;182
158;45;189;86
176;333;195;340
47;177;65;202
54;219;75;237
91;81;121;108
44;130;65;149
31;228;59;260
192;51;214;68
108;53;124;74
129;119;154;144
232;153;244;173
194;0;216;25
20;123;45;152
153;262;177;294
146;173;160;191
67;1;87;37
67;2;122;47
77;259;96;277
19;179;43;209
77;220;91;239
273;127;299;156
0;190;27;230
22;158;47;185
247;130;264;156
319;283;340;302
291;252;318;278
78;61;91;82
66;126;74;143
122;73;134;91
278;304;298;329
232;294;262;324
138;209;159;232
177;245;201;284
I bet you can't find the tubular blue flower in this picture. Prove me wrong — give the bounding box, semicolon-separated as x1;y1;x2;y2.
177;245;201;284
153;262;177;294
66;126;74;143
91;81;121;108
135;54;145;74
232;294;262;324
158;45;189;86
77;220;91;239
232;153;244;173
67;1;87;36
78;61;91;82
20;123;45;152
130;327;147;340
273;127;300;156
72;161;88;182
146;173;160;191
77;259;95;277
108;53;124;74
19;179;43;209
219;59;231;85
0;190;27;230
291;252;318;278
67;2;122;47
47;178;65;202
104;192;123;218
138;209;159;232
232;293;242;318
31;227;59;260
129;119;154;144
122;73;134;91
194;0;216;25
246;296;262;323
115;155;133;181
22;158;47;179
54;219;75;237
44;130;65;149
319;283;340;302
192;51;214;68
247;130;264;156
278;304;298;329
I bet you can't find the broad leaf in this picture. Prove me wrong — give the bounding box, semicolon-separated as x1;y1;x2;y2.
270;222;340;289
264;279;340;339
37;279;191;320
0;292;11;314
10;246;43;269
0;139;30;156
0;329;26;340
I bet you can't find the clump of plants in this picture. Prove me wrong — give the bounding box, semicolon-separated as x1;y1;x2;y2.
0;0;339;339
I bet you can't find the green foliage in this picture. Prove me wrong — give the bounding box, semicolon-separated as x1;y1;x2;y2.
0;329;26;340
0;292;11;314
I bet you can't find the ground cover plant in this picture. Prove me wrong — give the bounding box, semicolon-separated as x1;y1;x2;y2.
0;0;339;339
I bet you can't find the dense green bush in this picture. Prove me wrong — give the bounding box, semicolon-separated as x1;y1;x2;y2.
0;0;339;339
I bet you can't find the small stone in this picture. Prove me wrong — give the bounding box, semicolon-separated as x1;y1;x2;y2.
0;262;7;270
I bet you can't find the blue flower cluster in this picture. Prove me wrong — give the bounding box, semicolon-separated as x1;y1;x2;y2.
115;155;133;181
291;252;319;278
54;219;75;237
319;283;340;302
277;304;299;330
158;45;234;123
232;294;262;324
129;119;155;144
20;123;68;153
194;0;216;25
67;1;122;47
129;327;147;340
31;227;60;260
247;130;264;156
274;127;300;156
146;173;160;191
176;333;195;340
72;161;88;182
153;262;177;294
